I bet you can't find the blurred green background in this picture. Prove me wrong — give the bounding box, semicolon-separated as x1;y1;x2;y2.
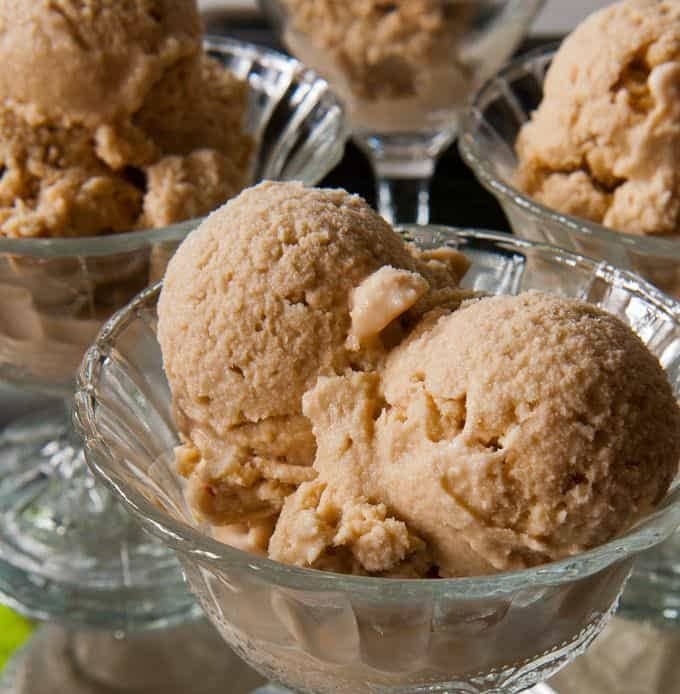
0;606;33;671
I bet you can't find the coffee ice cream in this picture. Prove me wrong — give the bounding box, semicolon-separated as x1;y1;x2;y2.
275;0;477;133
159;182;680;577
271;292;679;576
159;181;471;533
279;0;473;99
275;0;543;135
0;0;252;238
516;0;680;238
0;0;255;389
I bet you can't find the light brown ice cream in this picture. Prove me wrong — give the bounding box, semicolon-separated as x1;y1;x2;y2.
279;0;473;101
515;0;680;238
158;181;471;530
277;0;475;133
268;370;433;576
0;0;252;238
276;1;542;135
378;292;680;574
270;292;680;576
159;183;680;578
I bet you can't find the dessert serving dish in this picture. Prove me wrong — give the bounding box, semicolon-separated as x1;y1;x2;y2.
459;47;680;300
76;228;680;693
261;0;544;224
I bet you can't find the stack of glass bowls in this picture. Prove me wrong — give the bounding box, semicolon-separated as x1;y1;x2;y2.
459;47;680;625
0;36;348;693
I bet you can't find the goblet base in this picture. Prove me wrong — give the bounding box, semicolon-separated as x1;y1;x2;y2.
0;622;265;694
0;405;194;629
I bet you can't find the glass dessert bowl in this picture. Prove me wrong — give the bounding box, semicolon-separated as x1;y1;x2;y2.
458;47;680;300
0;36;348;630
76;228;680;694
260;0;543;225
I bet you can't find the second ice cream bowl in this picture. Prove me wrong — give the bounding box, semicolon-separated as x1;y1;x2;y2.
260;0;544;225
458;47;680;300
458;48;680;623
0;36;348;629
76;229;680;694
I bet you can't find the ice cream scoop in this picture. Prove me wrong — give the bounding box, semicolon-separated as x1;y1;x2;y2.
374;291;680;574
158;181;470;528
0;0;201;127
0;0;252;237
515;0;680;237
270;291;680;576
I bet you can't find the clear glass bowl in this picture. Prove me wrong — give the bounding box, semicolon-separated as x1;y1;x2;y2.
261;1;544;224
458;46;680;300
0;36;348;630
76;229;680;693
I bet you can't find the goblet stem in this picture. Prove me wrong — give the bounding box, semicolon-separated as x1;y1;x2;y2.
376;174;432;226
354;132;444;225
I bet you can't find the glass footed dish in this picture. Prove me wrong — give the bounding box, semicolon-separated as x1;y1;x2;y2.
0;36;348;630
76;229;680;693
260;0;544;224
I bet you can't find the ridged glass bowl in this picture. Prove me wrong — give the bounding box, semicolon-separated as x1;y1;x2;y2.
0;36;348;630
458;47;680;300
76;229;680;694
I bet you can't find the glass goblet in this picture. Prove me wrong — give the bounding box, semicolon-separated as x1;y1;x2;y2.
260;1;544;224
77;228;680;694
458;46;680;301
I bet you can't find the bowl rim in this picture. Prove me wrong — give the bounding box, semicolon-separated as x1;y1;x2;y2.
458;45;680;259
0;35;345;259
77;227;680;598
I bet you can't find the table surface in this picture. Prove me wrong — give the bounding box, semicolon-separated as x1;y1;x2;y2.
2;16;679;694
